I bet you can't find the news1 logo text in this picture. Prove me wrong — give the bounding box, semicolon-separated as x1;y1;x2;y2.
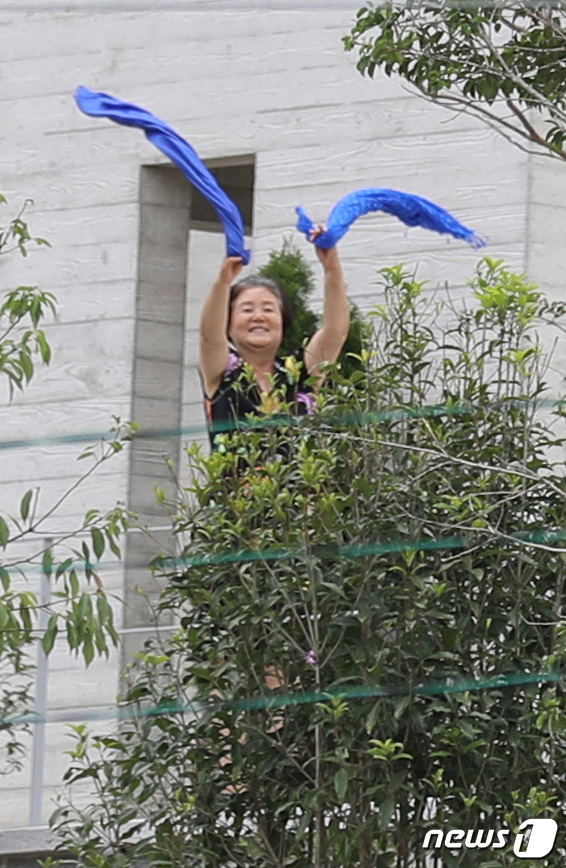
423;819;558;859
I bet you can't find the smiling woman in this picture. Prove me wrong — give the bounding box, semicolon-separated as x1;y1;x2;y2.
199;234;349;451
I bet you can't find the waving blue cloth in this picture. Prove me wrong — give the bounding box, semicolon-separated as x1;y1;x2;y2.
75;86;485;258
297;188;486;250
74;86;251;264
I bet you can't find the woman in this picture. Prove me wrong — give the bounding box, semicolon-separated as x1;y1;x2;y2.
199;238;350;449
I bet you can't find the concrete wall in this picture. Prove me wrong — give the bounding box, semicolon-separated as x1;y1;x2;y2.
0;2;562;851
0;828;67;868
526;155;566;395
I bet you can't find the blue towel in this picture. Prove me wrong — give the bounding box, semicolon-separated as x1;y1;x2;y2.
75;86;486;258
297;188;486;250
74;86;251;264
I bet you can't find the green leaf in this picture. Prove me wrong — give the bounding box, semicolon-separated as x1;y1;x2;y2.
378;795;394;832
55;558;73;579
42;613;59;655
42;547;53;578
366;699;381;734
19;350;34;382
91;527;105;560
36;330;51;364
96;592;112;628
77;592;92;621
69;569;79;597
82;636;95;666
0;603;9;631
0;516;9;548
66;621;79;649
20;488;33;522
334;767;349;802
19;598;33;632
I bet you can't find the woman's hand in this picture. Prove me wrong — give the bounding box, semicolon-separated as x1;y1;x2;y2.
218;256;244;286
309;225;340;271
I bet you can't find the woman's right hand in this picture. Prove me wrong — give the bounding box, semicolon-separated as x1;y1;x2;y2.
218;256;244;285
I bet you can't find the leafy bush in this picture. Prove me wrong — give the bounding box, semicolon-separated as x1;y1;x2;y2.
52;259;566;866
0;196;131;774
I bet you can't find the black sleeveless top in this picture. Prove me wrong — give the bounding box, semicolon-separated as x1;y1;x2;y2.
203;348;315;450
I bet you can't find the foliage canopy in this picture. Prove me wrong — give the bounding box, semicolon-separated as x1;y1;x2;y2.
344;2;566;161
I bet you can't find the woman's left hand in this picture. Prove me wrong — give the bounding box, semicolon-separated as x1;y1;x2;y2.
309;223;339;271
309;224;339;269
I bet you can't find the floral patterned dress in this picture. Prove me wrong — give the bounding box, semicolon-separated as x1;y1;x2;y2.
202;347;316;451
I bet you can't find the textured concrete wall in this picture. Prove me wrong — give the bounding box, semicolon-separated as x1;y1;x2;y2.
0;828;63;868
526;155;566;396
0;2;561;841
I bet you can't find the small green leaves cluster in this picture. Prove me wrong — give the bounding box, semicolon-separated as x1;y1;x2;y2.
344;2;566;159
38;503;129;664
0;432;131;770
0;196;133;771
0;194;50;257
51;258;566;866
0;195;55;397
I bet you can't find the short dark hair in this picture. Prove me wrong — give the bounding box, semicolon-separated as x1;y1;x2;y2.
228;275;294;336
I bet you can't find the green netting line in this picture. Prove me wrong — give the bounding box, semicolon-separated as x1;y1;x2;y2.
3;670;563;729
4;526;566;579
1;397;564;452
161;526;566;571
164;535;467;570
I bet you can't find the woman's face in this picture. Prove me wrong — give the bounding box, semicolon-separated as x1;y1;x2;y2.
228;286;283;356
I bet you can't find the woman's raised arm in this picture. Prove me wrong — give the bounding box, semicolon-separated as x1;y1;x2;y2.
304;243;350;377
199;256;243;398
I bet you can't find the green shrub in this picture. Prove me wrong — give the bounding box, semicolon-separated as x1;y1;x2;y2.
52;259;566;867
